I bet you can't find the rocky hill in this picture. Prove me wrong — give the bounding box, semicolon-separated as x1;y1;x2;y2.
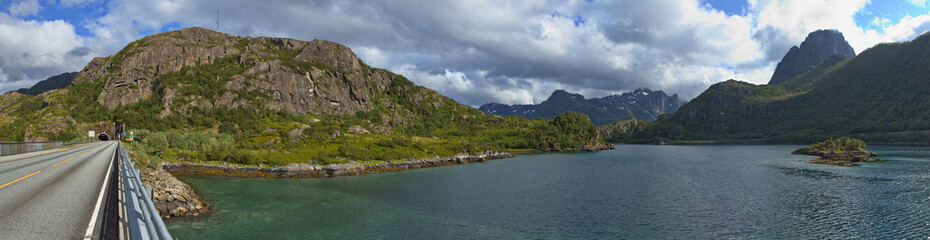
13;72;78;95
768;29;855;85
0;27;609;162
479;88;683;125
636;29;930;143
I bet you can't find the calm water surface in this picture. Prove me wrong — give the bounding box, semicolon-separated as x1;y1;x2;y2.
166;145;930;239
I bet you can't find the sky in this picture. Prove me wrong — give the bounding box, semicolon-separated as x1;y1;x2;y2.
1;0;929;107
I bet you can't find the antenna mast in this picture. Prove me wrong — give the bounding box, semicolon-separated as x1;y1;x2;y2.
216;9;220;32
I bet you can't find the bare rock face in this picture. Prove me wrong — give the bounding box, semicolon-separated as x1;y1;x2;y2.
75;27;241;109
769;29;856;85
71;27;390;117
296;40;362;73
347;125;369;134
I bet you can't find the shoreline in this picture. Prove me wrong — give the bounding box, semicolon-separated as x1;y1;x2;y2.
163;144;615;178
614;141;930;146
164;151;515;178
147;146;614;218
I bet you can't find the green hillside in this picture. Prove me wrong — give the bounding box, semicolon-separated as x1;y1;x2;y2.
0;27;608;166
638;31;930;143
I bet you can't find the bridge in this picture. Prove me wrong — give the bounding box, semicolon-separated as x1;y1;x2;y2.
0;139;171;239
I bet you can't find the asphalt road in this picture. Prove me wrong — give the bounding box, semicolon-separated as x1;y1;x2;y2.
0;141;116;239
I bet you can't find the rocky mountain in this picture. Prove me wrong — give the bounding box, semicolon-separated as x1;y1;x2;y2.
0;27;608;160
597;119;650;143
13;72;78;95
479;88;683;125
637;30;930;143
768;29;855;85
73;27;381;116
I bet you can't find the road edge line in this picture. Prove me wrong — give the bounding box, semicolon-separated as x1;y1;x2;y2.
83;142;117;240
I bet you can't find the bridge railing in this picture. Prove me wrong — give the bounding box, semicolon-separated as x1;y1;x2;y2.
0;142;62;156
118;142;173;240
0;140;98;156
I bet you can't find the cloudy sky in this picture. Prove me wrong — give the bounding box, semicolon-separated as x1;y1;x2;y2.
1;0;929;106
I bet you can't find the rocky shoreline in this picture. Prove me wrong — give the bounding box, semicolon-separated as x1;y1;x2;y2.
139;166;209;218
792;147;881;166
163;150;514;178
136;151;512;218
142;147;614;218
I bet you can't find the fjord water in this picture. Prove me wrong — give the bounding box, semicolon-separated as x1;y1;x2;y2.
166;145;930;239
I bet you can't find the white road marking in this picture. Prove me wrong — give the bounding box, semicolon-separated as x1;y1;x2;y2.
83;142;116;240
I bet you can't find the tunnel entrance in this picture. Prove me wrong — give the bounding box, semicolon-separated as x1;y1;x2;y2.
98;133;110;141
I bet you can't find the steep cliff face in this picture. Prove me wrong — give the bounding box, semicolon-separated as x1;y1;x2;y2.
479;88;683;124
72;27;389;117
768;29;855;85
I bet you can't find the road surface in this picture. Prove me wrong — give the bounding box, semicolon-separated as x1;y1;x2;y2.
0;141;116;239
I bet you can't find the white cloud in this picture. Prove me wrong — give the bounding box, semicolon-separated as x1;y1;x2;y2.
0;13;91;93
882;14;930;41
9;0;41;17
5;0;930;106
871;17;891;30
748;0;930;56
911;0;927;7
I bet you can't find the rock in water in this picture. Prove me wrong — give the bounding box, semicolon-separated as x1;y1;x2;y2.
791;147;881;166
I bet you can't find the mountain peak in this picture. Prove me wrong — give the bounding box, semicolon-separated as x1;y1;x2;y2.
768;29;855;85
633;87;653;93
547;89;585;101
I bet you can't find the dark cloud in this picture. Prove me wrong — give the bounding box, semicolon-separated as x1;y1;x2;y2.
7;0;925;105
753;26;795;63
67;46;93;58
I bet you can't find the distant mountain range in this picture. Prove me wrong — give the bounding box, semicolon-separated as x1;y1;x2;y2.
479;88;684;125
13;72;77;95
634;29;930;143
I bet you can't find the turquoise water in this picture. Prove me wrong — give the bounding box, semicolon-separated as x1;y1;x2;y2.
166;145;930;239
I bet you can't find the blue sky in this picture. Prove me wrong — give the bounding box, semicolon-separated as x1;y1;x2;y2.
702;0;930;33
1;0;929;106
703;0;750;16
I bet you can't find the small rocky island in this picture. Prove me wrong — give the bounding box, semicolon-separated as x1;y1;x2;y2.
792;137;880;166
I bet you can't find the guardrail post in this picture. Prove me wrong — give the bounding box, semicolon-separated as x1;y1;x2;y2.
117;142;173;240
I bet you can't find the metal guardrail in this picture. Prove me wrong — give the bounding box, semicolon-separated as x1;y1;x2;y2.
0;142;62;156
0;140;97;156
118;143;173;240
63;140;96;146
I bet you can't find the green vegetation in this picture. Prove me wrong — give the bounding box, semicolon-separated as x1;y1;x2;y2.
633;31;930;143
123;109;600;167
808;137;866;153
0;29;606;167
